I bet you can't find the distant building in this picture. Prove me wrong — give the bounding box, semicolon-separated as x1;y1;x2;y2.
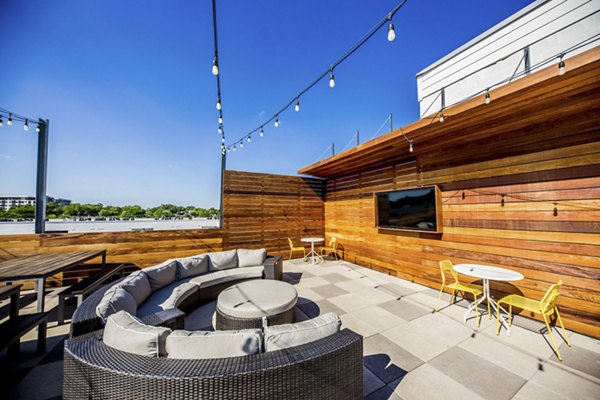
0;196;72;211
416;0;600;118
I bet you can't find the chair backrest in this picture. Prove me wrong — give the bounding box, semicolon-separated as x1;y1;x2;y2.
328;237;337;248
288;238;294;249
439;260;458;285
540;280;563;313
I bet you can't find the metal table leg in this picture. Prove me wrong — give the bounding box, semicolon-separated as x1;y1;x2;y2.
35;278;45;313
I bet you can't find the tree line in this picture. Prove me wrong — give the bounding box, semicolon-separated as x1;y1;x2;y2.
0;203;220;221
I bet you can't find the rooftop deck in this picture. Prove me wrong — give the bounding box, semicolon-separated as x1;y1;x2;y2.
2;259;598;400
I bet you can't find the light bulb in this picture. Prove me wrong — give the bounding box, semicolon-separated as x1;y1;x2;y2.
0;116;3;127
558;59;566;76
485;90;491;105
233;145;236;151
247;135;251;143
295;100;300;112
218;115;223;124
221;137;225;144
218;126;223;134
409;141;413;152
212;59;219;76
260;127;264;137
329;73;335;88
216;100;222;110
387;23;396;42
439;112;445;123
8;114;13;126
274;116;280;128
24;119;29;132
240;141;243;148
36;125;41;133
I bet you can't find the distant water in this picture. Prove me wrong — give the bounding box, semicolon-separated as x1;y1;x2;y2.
0;218;220;235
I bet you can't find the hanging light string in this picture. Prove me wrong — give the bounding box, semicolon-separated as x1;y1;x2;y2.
0;107;44;132
313;143;333;163
369;114;392;140
211;0;227;155
226;0;408;152
427;33;600;126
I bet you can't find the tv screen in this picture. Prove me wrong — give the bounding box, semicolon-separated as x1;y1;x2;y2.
375;186;441;232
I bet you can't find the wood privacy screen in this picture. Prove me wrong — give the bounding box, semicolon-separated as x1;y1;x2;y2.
222;170;324;256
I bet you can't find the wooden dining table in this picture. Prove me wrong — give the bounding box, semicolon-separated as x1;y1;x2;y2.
0;250;106;312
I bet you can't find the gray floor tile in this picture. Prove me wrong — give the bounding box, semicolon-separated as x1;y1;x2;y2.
311;283;349;298
296;298;346;319
529;360;600;399
379;298;431;321
377;282;415;298
320;272;352;284
429;346;526;400
364;334;423;383
548;344;600;379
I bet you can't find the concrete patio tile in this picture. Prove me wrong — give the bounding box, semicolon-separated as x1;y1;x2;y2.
403;291;445;310
334;277;380;293
512;381;566;400
568;332;600;354
379;298;431;321
329;293;372;313
341;306;405;338
377;282;415;298
482;322;556;360
438;300;495;330
9;360;63;400
310;283;349;298
363;365;386;397
294;276;330;289
548;343;600;380
319;272;352;284
528;362;600;399
459;332;541;379
391;363;484;400
430;346;526;400
296;298;346;319
334;266;367;280
382;312;473;361
364;334;424;383
295;287;323;301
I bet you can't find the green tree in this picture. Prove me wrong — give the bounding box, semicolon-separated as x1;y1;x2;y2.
99;205;122;217
120;205;146;219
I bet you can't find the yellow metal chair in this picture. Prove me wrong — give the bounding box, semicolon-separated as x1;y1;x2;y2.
319;237;338;261
436;260;488;327
287;238;306;261
496;280;571;361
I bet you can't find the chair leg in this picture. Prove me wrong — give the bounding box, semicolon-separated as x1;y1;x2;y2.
57;295;66;325
435;285;445;312
542;313;562;361
555;308;571;347
473;293;480;328
289;250;293;261
496;301;503;335
487;297;491;320
509;304;513;327
449;289;456;305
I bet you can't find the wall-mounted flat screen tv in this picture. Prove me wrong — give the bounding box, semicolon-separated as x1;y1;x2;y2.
375;186;442;233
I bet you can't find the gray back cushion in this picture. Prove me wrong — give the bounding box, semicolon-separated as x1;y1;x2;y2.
103;311;171;357
176;254;209;280
166;329;262;359
96;286;137;322
237;249;266;268
145;260;178;291
208;250;238;271
120;271;152;305
264;312;341;352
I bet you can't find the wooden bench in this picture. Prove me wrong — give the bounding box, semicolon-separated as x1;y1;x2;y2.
58;264;127;325
0;284;48;356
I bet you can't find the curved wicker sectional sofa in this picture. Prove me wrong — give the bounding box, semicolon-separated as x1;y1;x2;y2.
64;249;363;400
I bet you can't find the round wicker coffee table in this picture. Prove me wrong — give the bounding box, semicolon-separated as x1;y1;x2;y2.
215;280;297;330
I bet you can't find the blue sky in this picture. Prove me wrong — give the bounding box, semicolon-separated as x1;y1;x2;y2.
0;0;530;208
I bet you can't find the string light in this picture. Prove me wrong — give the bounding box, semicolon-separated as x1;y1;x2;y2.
8;114;13;126
247;135;251;143
212;59;219;76
240;141;243;148
260;127;264;137
274;115;280;128
0;116;3;127
387;23;396;42
558;56;566;75
218;114;223;124
36;125;41;133
439;110;445;122
329;68;335;88
233;144;236;151
484;89;491;105
409;141;413;152
295;99;300;112
216;99;222;110
24;119;29;132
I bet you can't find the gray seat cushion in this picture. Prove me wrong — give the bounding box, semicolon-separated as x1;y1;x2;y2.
237;249;266;268
188;266;264;289
165;329;262;359
136;280;198;318
103;311;171;357
264;312;341;352
96;286;138;322
120;271;152;305
208;250;238;271
145;260;178;291
216;280;297;319
176;254;209;280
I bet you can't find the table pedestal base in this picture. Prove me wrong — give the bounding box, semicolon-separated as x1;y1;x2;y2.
463;279;513;336
304;242;323;264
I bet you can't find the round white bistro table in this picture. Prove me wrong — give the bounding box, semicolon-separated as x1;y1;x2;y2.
453;264;524;335
301;237;324;264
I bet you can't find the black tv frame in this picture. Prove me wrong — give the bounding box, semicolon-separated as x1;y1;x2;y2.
374;185;443;233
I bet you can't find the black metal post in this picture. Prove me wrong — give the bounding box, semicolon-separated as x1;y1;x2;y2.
389;113;393;132
35;119;49;234
524;46;531;75
219;151;226;229
356;130;360;146
331;142;335;157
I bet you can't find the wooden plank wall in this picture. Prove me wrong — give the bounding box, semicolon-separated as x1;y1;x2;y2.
324;142;600;338
222;170;324;257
